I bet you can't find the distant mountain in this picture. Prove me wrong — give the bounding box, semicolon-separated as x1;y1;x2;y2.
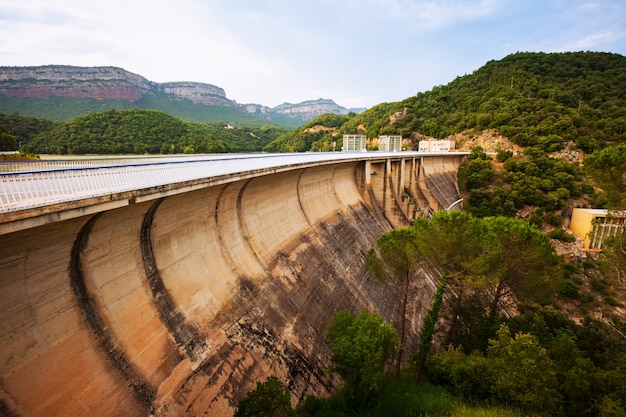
241;98;360;127
0;65;357;127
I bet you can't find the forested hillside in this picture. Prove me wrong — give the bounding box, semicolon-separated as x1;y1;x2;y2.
265;52;626;153
263;113;355;152
255;50;626;413
0;92;278;127
1;109;287;154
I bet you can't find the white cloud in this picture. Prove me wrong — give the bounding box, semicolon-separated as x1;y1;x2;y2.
1;0;625;108
568;31;624;51
332;0;501;27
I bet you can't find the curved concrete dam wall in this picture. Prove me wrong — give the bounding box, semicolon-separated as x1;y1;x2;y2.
0;155;464;416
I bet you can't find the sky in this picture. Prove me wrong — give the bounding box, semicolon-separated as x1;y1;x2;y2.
1;0;625;109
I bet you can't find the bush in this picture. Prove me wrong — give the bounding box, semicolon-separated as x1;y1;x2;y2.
325;310;398;409
544;211;563;227
426;346;494;402
604;296;624;307
234;376;295;417
487;325;561;413
496;150;514;162
558;279;581;299
549;228;575;242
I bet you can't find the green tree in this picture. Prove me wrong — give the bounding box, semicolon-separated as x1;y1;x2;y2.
481;216;558;317
598;397;626;417
325;310;398;409
234;376;295;417
585;144;626;208
0;129;16;151
366;228;421;375
547;330;599;417
414;274;447;381
487;324;561;413
411;211;491;345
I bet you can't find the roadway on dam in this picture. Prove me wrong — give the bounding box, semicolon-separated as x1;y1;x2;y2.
1;151;466;234
0;151;466;416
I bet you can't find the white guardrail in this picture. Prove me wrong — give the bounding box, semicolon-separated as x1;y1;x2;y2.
1;162;194;213
0;155;276;213
0;154;331;213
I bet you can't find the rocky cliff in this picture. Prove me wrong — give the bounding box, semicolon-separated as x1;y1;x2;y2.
159;81;229;105
0;65;234;106
0;66;358;126
273;99;349;118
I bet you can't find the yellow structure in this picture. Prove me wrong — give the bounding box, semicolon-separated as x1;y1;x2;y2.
570;208;625;250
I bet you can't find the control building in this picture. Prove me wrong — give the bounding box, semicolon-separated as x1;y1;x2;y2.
418;139;455;152
378;135;402;152
342;134;367;152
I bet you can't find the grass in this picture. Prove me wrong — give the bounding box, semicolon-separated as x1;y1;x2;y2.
372;375;453;416
376;376;529;417
298;375;531;417
450;403;532;417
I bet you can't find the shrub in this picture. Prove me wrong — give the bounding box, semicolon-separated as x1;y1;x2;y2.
234;376;295;417
549;228;575;242
487;325;561;413
325;310;398;409
558;279;580;299
496;150;514;162
426;346;494;402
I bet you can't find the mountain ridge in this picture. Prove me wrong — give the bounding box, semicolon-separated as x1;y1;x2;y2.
0;65;354;126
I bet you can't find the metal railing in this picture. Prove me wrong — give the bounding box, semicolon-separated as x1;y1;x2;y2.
0;154;284;213
0;154;259;173
0;160;218;213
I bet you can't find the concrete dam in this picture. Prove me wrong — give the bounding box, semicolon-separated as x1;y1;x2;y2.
0;152;466;416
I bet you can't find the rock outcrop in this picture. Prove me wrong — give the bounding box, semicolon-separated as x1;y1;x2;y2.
273;99;349;119
0;65;234;106
158;81;230;106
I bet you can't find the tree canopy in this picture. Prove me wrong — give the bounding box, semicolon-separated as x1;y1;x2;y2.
480;215;559;316
584;143;626;208
0;109;288;154
410;211;558;349
325;310;398;409
366;228;421;374
458;146;586;219
234;376;295;417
